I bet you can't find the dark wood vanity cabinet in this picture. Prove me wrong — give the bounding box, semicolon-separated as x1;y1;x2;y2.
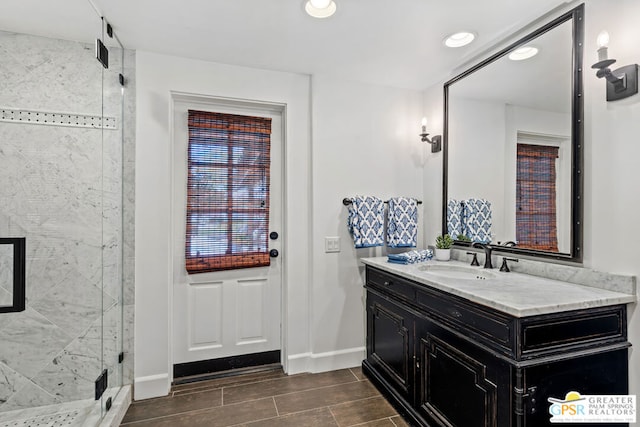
363;266;630;427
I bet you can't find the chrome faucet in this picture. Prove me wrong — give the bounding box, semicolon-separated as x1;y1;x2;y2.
473;243;494;269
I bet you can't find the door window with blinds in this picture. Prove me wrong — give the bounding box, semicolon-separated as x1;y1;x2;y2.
186;110;272;273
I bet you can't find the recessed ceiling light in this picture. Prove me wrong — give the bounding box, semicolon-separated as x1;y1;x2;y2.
444;32;476;48
305;0;337;18
508;46;539;61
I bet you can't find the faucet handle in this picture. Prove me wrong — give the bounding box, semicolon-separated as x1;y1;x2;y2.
466;252;480;266
500;257;519;272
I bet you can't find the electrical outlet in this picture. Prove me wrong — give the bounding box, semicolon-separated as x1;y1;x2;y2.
325;237;340;253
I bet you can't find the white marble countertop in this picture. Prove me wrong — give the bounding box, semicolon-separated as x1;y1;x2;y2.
361;257;636;317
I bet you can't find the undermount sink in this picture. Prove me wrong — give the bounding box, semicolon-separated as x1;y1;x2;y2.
418;264;497;280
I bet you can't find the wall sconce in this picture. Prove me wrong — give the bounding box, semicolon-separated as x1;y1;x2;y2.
420;117;442;153
591;31;638;101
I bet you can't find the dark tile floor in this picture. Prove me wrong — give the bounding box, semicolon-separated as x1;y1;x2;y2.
121;367;409;426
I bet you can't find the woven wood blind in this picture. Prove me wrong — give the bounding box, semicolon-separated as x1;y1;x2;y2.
186;110;272;274
516;143;559;252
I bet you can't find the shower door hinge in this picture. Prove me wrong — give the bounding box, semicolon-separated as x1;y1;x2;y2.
119;73;125;87
95;369;108;400
118;352;124;364
96;39;109;69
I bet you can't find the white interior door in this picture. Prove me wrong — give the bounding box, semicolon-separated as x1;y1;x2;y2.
171;96;282;368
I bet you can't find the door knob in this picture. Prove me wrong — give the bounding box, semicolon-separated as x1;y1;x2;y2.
269;249;279;258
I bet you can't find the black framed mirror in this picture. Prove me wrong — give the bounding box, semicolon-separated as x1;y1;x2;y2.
0;237;26;313
442;4;584;262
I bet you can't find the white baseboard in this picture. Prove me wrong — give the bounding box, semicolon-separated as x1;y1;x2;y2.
133;373;171;400
287;347;365;375
133;348;365;398
287;352;312;373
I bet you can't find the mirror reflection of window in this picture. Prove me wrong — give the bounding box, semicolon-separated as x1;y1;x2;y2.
512;132;571;253
516;143;559;251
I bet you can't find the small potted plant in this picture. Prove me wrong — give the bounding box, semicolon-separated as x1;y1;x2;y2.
456;234;472;247
435;234;453;261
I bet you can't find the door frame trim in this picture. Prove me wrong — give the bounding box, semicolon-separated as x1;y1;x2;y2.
169;91;287;382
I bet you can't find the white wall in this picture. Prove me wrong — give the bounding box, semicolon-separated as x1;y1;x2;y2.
308;75;424;369
586;0;640;404
448;97;506;240
423;0;640;403
422;85;445;242
135;53;424;398
135;52;311;399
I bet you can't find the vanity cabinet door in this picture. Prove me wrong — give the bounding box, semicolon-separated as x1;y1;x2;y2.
366;290;416;403
416;319;510;427
520;348;629;426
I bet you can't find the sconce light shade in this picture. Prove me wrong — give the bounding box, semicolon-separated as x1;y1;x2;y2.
596;31;609;49
420;117;442;153
591;31;639;101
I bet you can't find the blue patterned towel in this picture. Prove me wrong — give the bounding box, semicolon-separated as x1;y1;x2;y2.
347;196;385;248
447;199;464;240
464;198;492;244
387;197;418;248
387;249;433;264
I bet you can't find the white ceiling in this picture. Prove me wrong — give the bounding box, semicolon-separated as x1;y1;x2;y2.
0;0;574;90
451;17;573;113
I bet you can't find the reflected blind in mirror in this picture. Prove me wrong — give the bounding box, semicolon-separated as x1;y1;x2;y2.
516;144;559;252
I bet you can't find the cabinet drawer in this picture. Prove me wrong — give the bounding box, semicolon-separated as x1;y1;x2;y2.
416;287;512;347
367;268;416;303
521;306;625;353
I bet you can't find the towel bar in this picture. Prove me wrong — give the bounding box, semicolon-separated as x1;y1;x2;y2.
342;197;423;206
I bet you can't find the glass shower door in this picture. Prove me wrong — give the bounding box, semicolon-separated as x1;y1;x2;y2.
99;17;125;418
0;0;106;418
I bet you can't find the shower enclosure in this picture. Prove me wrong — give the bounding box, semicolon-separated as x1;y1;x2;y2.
0;0;133;425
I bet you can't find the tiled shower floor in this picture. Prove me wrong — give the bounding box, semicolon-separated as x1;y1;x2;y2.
0;410;84;427
0;386;130;427
0;401;95;427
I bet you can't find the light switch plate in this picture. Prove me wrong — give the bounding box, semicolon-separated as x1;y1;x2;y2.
325;237;340;253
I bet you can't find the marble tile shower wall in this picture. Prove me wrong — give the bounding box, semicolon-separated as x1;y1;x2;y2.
0;31;136;412
121;48;136;393
0;245;12;305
